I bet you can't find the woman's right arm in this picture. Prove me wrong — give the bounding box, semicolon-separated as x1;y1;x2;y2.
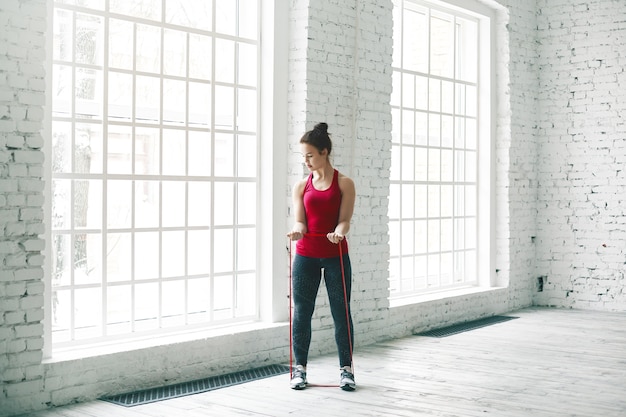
287;180;307;241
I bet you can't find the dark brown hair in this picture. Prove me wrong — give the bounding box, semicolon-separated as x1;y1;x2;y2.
300;122;332;155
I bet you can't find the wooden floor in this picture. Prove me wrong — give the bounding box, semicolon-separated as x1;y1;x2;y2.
19;307;626;417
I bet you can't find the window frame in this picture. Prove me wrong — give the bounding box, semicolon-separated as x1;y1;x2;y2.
389;0;495;303
43;0;287;357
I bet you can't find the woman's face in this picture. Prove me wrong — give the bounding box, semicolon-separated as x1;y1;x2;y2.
300;143;327;171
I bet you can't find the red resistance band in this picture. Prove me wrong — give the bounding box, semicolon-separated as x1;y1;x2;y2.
288;233;354;387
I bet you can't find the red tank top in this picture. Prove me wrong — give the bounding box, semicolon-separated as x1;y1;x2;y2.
296;169;349;258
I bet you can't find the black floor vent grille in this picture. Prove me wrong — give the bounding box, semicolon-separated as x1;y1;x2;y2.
101;364;290;407
416;315;518;338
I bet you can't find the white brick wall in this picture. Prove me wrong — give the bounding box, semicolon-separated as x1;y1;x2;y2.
3;0;622;414
0;0;48;415
535;0;626;311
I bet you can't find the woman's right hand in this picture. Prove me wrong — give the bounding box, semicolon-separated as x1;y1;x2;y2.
287;231;304;241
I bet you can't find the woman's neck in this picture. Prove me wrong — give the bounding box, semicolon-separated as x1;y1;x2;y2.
313;164;334;181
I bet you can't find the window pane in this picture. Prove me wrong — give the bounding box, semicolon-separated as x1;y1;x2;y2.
53;65;72;117
162;129;186;175
428;185;440;218
214;229;233;273
134;282;159;330
401;183;414;219
75;233;101;285
75;13;103;66
74;288;101;339
188;131;211;176
166;0;212;31
135;127;160;175
52;122;72;173
74;179;103;229
162;231;185;277
415;185;427;218
215;85;234;129
236;273;256;316
164;29;187;77
215;38;235;83
215;132;234;177
215;0;236;36
402;109;414;145
52;180;71;230
135;75;160;123
428;148;440;181
188;230;210;275
403;5;428;73
110;0;161;21
189;34;212;80
442;81;454;114
456;17;478;82
107;233;131;283
135;24;161;73
109;19;133;70
430;10;454;78
54;9;73;62
162;181;185;227
107;180;131;229
135;232;159;279
107;285;131;335
108;72;133;121
189;83;211;127
162;280;185;326
429;78;440;112
415;220;427;253
107;124;132;174
188;182;211;227
237;182;256;225
239;0;258;39
401;145;414;180
75;68;102;120
188;278;210;317
237;88;257;132
237;228;256;271
239;43;257;86
135;180;159;228
237;135;257;178
214;182;234;226
163;79;186;126
75;123;102;173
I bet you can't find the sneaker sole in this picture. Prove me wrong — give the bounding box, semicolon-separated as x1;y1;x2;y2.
290;382;307;390
340;383;356;391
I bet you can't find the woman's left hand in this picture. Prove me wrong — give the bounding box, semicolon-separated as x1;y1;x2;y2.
327;232;344;244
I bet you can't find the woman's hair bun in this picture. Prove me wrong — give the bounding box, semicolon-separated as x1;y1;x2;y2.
313;122;328;133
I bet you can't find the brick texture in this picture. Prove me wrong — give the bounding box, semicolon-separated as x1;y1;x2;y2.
3;0;623;415
535;0;626;311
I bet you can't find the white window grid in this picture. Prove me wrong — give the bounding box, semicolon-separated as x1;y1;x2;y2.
48;0;260;347
389;0;484;298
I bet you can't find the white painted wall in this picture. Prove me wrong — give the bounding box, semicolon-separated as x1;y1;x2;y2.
535;0;626;311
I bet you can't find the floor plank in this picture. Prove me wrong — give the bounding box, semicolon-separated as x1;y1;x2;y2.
16;307;626;417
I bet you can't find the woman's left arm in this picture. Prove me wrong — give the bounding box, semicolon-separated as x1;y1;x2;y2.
328;174;356;244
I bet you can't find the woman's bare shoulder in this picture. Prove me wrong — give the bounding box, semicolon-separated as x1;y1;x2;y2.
337;172;355;191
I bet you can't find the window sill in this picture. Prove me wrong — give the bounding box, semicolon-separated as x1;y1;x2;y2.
389;286;507;309
44;320;288;364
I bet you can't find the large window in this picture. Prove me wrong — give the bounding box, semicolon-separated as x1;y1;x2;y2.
389;0;493;299
48;0;260;347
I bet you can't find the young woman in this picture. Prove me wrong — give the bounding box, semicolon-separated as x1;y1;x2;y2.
287;122;357;391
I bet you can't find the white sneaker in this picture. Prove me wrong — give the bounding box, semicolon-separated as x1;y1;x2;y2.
339;367;356;391
290;365;307;390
